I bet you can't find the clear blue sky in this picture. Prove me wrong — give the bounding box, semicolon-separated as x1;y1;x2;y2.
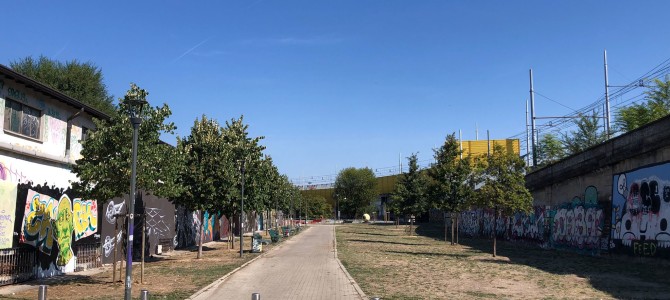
4;1;670;182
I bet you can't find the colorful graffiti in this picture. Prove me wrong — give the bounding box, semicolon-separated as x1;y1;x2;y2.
548;188;604;252
21;191;57;255
73;199;98;240
612;163;670;257
458;186;604;254
54;196;73;266
21;190;98;266
511;206;547;242
458;209;508;239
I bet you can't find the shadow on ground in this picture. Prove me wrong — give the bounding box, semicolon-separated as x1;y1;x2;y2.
412;222;670;299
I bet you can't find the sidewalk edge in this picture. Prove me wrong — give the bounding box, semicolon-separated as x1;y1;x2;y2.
332;225;368;300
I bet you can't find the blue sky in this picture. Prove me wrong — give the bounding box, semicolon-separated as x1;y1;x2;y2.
4;1;670;182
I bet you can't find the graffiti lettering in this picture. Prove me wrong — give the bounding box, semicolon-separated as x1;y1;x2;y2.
105;201;124;224
73;199;98;240
7;87;27;102
22;193;57;255
632;241;657;256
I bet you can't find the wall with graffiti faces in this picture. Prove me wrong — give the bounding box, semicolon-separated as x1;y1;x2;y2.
612;162;670;258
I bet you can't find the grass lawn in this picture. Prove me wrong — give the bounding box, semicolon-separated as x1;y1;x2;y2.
336;223;670;300
0;231;284;300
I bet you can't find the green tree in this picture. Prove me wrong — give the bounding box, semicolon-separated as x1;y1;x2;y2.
219;116;266;248
475;144;532;257
176;115;230;258
334;167;377;219
72;83;184;203
303;194;331;220
615;78;670;132
392;153;430;235
561;111;606;154
428;134;473;243
10;55;116;116
536;133;565;167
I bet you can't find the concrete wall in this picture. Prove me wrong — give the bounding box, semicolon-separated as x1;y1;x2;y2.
457;116;670;258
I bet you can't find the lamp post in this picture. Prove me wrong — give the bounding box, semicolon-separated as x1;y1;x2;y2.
238;160;245;258
123;91;147;300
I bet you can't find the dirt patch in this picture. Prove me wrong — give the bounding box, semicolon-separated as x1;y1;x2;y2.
336;223;670;300
0;233;278;300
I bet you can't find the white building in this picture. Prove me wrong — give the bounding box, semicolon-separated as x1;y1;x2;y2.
0;65;109;188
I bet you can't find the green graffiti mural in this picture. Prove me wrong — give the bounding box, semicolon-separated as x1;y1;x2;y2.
55;195;74;266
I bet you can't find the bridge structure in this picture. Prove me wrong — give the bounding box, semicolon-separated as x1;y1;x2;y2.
296;138;520;218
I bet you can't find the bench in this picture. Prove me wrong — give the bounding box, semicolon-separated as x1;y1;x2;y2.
253;233;272;245
269;229;280;243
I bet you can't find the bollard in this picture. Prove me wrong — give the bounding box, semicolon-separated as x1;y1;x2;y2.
140;289;149;300
37;285;47;300
251;292;260;300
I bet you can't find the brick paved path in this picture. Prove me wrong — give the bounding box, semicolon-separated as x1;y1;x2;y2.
190;224;365;300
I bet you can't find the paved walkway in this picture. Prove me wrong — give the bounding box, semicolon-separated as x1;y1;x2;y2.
190;224;365;300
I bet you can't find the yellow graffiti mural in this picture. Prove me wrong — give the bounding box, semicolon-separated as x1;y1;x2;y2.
55;195;73;266
73;198;98;240
22;192;57;255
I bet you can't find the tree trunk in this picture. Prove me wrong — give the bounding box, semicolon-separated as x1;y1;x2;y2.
450;212;455;245
456;214;459;244
409;217;413;236
197;211;205;259
493;207;498;258
230;219;234;249
232;215;236;249
444;213;448;242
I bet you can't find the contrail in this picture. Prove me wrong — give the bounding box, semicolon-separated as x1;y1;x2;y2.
173;37;211;63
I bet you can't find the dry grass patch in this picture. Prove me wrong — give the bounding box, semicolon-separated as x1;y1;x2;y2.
1;231;284;300
336;223;670;300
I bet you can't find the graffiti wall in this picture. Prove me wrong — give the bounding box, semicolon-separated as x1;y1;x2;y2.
612;163;670;257
548;186;604;254
458;209;508;239
140;193;175;257
459;186;605;254
15;184;99;278
99;197;126;264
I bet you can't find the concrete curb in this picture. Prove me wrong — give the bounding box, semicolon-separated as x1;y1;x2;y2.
186;226;310;300
332;225;368;300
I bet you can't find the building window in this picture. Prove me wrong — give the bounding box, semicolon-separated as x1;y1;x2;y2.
81;127;89;141
4;98;41;140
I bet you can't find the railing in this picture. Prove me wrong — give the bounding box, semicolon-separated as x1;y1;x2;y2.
0;247;36;286
74;243;101;272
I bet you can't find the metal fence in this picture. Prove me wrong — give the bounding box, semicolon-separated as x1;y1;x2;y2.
74;243;101;272
0;247;36;286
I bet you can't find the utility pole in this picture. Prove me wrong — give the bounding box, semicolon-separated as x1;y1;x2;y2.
525;100;531;166
239;160;245;258
529;69;537;167
604;49;611;138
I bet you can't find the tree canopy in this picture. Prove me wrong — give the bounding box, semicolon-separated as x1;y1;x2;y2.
72;83;184;203
536;133;565;167
475;144;532;256
334;167;377;219
392;153;430;219
10;55;116;116
615;78;670;132
561;110;606;154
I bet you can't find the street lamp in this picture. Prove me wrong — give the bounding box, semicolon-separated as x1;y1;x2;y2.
238;159;246;258
122;89;147;300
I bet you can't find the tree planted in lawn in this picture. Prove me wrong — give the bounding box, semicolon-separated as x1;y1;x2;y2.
428;133;473;244
392;153;430;235
475;144;532;257
334;167;377;219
